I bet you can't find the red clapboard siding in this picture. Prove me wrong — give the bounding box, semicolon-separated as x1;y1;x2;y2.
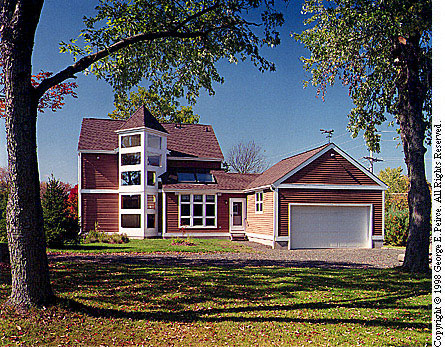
81;153;118;189
165;192;244;234
81;193;119;233
278;189;383;237
284;149;377;185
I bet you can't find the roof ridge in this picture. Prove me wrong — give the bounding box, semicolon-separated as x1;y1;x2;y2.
279;143;331;162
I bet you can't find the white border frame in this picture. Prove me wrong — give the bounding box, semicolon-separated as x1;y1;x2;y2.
178;193;218;229
229;197;247;233
288;203;373;250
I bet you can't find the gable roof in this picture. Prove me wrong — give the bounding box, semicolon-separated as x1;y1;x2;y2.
246;144;330;189
246;143;387;190
78;118;224;160
118;105;168;133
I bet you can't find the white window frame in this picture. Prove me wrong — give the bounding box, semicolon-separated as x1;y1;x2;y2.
178;194;217;228
255;191;263;214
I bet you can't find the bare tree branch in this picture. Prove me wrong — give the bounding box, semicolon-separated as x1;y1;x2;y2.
227;140;268;173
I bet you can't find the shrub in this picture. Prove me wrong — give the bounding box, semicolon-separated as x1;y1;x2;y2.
42;175;79;247
83;224;129;244
384;202;409;246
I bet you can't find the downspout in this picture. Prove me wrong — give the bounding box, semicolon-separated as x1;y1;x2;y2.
162;187;167;238
271;184;278;249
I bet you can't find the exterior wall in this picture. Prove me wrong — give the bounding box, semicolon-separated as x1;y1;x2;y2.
245;190;274;237
81;193;119;233
284;149;378;186
167;159;221;170
164;192;244;236
278;188;383;237
81;153;118;189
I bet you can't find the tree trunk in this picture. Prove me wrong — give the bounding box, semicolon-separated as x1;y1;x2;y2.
394;35;431;273
1;0;53;309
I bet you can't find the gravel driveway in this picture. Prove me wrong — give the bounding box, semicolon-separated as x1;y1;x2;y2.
49;242;404;269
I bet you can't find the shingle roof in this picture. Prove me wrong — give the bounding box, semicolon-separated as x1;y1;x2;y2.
246;144;330;189
163;171;259;191
118;105;168;133
78;118;224;160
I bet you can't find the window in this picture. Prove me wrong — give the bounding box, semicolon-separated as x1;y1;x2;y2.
121;214;141;228
147;154;161;167
121;171;141;186
121;195;141;209
176;171;215;183
121;134;141;148
147;134;162;149
179;194;216;227
147;171;156;186
255;192;263;213
121;152;141;166
147;195;156;210
147;214;155;228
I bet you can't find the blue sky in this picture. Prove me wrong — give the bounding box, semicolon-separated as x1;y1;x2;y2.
0;0;433;185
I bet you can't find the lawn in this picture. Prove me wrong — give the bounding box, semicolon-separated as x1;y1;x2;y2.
48;238;253;254
0;256;431;346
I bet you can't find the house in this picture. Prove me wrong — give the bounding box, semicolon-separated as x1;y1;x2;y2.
78;106;387;249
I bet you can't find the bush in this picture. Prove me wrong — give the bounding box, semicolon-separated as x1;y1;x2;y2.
83;224;129;244
42;176;79;247
384;198;409;246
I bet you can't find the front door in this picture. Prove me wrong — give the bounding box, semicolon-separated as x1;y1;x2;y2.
230;198;246;232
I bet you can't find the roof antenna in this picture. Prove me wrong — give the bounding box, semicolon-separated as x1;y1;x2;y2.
363;151;383;173
320;129;334;143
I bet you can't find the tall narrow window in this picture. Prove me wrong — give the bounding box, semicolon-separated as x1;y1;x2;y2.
147;195;156;210
147;154;161;167
147;134;162;149
255;192;263;213
147;171;156;186
147;214;156;228
179;194;216;227
121;134;141;148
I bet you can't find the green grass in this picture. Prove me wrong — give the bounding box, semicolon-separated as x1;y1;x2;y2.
0;258;431;346
48;238;253;254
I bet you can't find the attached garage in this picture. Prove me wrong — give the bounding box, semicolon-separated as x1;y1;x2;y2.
289;204;372;249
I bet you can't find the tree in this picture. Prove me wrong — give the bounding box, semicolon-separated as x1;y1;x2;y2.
41;176;79;248
377;167;409;196
295;0;431;273
109;86;199;123
227;140;268;173
0;0;283;309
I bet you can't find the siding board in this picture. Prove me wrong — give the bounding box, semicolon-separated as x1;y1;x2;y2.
81;193;119;233
82;153;118;189
245;190;274;236
278;189;383;237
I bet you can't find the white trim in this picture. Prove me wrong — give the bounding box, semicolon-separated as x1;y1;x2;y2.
381;190;385;241
244;185;272;193
78;149;118;154
245;232;274;241
288;203;373;249
78;152;82;231
163;189;245;194
162;190;167;236
275;236;289;242
178;193;218;229
80;189;119;194
273;188;279;245
277;183;386;191
255;191;264;214
372;235;384;241
163;232;230;238
115;127;169;137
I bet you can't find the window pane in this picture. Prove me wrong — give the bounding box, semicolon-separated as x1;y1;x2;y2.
206;204;215;217
206;195;215;202
121;134;141;148
121;214;141;228
193;204;203;217
181;204;191;217
121;195;141;209
205;218;215;226
180;218;190;226
121;152;141;165
147;214;155;228
147;171;156;186
147;154;161;166
121;171;141;185
147;195;156;209
180;195;190;202
193;218;203;226
193;195;203;202
196;172;214;183
177;172;196;182
147;134;162;149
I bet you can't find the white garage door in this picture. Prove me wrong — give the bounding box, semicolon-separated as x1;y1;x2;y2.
290;205;371;249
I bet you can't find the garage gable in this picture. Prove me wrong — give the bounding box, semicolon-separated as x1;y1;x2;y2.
283;148;377;186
